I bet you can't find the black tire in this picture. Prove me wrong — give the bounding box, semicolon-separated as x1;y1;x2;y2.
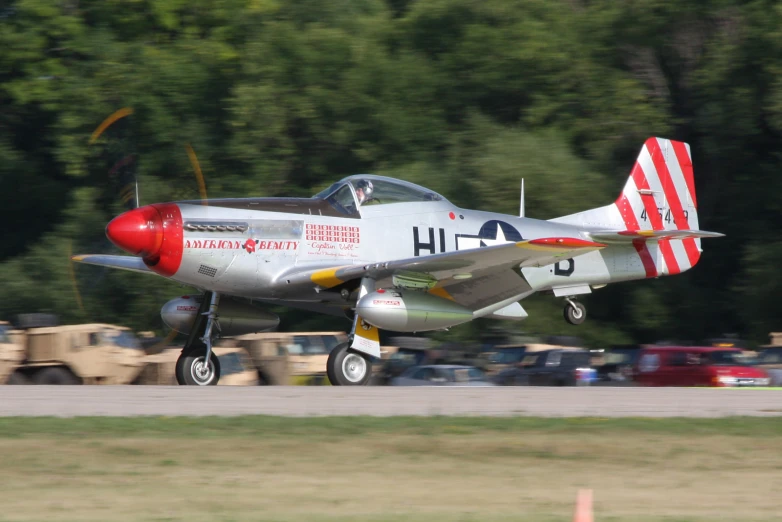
175;348;190;385
256;371;271;386
6;372;30;385
327;342;372;386
33;367;80;385
175;342;201;384
176;347;221;386
564;301;586;325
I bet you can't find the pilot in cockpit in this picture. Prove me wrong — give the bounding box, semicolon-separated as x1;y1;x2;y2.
354;179;375;205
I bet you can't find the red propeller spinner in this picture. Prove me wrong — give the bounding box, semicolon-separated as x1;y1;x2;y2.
106;203;183;277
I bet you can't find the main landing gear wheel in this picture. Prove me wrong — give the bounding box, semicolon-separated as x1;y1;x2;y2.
564;300;586;325
176;291;222;385
327;342;372;386
176;346;221;386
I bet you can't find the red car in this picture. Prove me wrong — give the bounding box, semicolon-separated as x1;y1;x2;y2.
633;346;770;387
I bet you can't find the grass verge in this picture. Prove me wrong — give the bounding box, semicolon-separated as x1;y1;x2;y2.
0;416;780;522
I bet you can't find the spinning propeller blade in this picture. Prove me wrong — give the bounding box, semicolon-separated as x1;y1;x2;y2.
72;108;210;317
185;143;209;204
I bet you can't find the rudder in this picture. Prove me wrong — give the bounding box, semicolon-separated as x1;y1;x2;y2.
550;137;706;277
615;138;698;233
614;138;701;275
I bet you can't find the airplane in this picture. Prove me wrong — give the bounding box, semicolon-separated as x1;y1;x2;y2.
73;136;723;386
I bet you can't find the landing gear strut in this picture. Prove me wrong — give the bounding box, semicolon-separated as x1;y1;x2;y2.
327;276;376;386
176;291;222;385
563;298;586;325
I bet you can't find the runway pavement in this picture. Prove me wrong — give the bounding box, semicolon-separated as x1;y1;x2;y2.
0;386;781;417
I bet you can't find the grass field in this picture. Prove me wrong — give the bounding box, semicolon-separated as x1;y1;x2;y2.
0;416;781;522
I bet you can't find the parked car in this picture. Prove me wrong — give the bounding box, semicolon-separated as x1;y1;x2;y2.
477;342;583;378
374;337;485;385
593;345;642;383
390;365;494;386
633;346;770;387
754;347;782;386
492;349;596;386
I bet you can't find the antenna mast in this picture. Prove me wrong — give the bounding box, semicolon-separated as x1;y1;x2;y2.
519;179;525;217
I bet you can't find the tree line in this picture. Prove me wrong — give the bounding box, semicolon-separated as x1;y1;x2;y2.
1;0;780;347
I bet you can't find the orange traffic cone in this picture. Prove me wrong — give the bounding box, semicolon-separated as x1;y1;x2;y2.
573;489;593;522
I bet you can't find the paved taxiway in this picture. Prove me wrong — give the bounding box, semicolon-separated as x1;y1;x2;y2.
0;386;781;417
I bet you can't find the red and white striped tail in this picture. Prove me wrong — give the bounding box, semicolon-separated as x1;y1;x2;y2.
614;137;701;277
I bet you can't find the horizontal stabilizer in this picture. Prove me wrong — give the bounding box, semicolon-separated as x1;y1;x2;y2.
71;254;154;274
587;229;725;243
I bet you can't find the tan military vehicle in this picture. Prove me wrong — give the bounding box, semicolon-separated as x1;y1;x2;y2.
763;332;782;347
135;346;258;385
5;321;146;385
0;321;25;384
228;331;348;385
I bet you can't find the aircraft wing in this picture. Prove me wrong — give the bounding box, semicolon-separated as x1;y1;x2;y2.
71;254;155;275
586;229;724;243
294;237;607;312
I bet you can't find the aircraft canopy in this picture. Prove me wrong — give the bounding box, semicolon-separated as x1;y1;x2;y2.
313;175;447;217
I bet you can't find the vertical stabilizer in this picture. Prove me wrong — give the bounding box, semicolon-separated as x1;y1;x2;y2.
550;137;703;276
613;138;700;275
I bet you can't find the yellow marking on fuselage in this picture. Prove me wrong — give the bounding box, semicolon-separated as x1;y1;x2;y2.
310;267;346;288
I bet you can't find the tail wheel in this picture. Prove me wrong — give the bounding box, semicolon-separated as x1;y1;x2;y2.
327;342;372;386
564;301;586;325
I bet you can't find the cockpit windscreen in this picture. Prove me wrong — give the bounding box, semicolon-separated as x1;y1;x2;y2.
313;175;445;217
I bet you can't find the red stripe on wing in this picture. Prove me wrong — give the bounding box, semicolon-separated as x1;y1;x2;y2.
527;238;607;248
